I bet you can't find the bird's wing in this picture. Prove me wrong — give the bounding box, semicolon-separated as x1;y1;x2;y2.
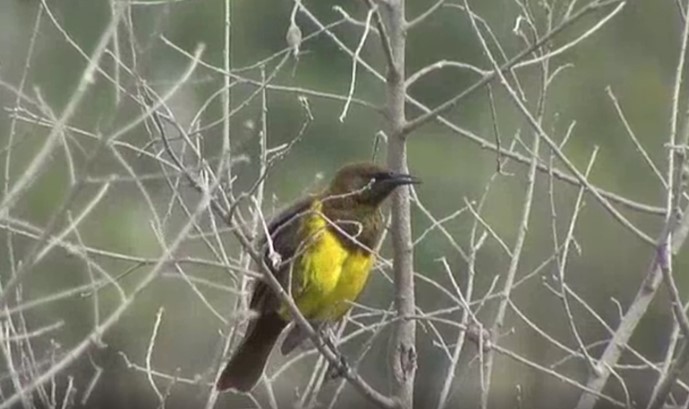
249;195;316;313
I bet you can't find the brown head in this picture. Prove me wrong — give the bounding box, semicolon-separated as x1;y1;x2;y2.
323;162;420;209
323;163;420;210
319;162;419;250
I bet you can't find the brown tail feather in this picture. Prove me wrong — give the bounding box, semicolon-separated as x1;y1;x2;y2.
216;313;287;392
281;323;308;355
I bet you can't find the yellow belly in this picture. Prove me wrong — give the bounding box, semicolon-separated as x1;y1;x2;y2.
280;206;374;321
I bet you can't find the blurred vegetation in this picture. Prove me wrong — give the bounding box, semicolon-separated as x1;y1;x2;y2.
0;0;684;408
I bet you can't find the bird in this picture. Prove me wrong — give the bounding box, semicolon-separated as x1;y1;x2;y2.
215;162;420;392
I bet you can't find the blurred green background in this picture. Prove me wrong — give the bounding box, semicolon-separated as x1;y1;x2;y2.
0;0;684;408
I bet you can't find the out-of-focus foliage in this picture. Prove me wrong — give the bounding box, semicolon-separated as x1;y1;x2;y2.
0;0;683;408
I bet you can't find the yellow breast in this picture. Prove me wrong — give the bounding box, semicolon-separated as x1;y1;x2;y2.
279;201;374;322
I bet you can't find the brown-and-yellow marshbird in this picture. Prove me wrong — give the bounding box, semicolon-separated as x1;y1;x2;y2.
215;162;419;392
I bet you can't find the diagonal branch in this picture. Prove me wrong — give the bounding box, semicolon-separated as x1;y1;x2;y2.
150;91;398;409
402;0;626;136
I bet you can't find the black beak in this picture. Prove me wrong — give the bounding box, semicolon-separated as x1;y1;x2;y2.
386;172;421;187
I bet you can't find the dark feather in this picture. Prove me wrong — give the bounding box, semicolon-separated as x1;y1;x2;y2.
215;313;286;391
250;196;316;313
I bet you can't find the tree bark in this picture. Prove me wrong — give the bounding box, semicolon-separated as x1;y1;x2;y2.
383;1;416;408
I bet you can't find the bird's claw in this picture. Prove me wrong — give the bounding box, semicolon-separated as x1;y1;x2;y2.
321;327;338;351
325;354;350;380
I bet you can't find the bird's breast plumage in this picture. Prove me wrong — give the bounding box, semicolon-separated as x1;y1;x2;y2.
279;200;375;321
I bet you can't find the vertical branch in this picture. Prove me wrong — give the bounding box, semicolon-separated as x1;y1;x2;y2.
110;0;121;106
203;2;232;406
377;0;416;407
221;0;232;192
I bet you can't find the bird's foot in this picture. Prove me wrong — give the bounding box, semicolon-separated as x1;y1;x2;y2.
317;324;349;380
325;354;350;380
320;326;338;351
